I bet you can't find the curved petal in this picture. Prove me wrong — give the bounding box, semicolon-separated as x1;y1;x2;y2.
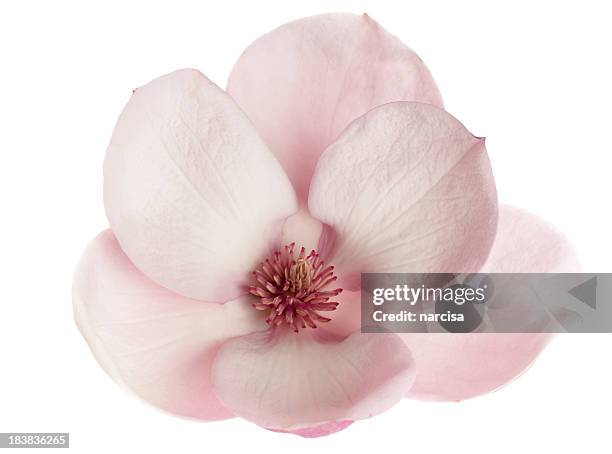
228;13;443;201
325;289;362;338
280;208;323;253
73;230;266;420
401;334;551;402
483;205;580;272
268;420;354;438
403;205;580;401
211;328;414;430
104;69;297;302
309;102;498;277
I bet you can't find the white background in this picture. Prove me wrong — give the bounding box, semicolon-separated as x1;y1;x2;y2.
1;1;610;453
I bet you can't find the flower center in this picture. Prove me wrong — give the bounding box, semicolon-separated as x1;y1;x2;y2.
249;243;343;333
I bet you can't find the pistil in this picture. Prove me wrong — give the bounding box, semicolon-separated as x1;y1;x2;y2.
249;243;342;333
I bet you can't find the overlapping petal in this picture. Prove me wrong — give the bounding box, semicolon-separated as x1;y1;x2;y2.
402;205;580;401
211;328;414;430
228;13;443;200
483;205;580;272
73;230;264;420
309;102;498;280
268;420;354;438
104;69;297;302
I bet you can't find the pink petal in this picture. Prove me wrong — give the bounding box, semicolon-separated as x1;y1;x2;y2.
309;102;498;277
73;230;265;420
401;333;552;402
211;328;414;430
268;420;354;438
228;13;443;201
279;208;323;253
403;205;580;401
325;289;362;337
483;205;580;272
104;69;297;302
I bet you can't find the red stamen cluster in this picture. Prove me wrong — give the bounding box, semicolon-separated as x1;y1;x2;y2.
249;243;343;333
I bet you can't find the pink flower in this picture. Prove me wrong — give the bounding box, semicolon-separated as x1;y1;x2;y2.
73;13;579;437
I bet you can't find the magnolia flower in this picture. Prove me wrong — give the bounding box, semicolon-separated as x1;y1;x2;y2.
73;13;579;437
